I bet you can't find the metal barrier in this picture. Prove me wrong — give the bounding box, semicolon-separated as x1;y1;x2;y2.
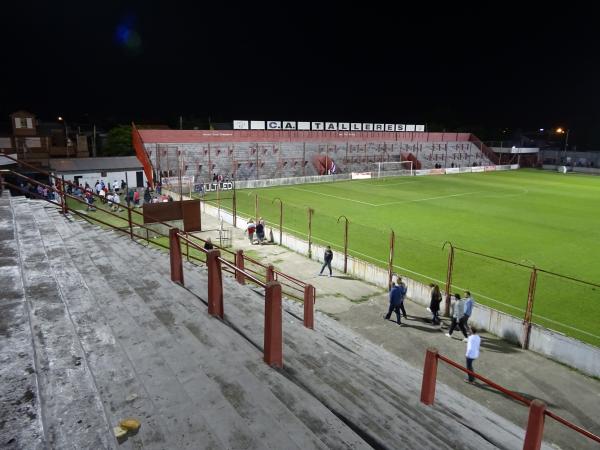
420;348;600;450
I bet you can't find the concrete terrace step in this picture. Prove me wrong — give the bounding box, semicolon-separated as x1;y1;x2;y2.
69;214;530;449
39;204;367;449
10;197;113;449
0;194;43;450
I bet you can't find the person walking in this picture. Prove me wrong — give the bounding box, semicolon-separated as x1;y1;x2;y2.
319;246;334;277
256;218;265;244
385;281;405;325
247;219;256;243
429;284;442;325
461;291;475;335
445;293;469;340
465;327;481;384
396;277;408;318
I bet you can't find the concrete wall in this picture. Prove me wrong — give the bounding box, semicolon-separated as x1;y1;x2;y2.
542;164;600;175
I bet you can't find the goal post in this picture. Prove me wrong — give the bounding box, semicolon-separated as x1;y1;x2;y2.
375;161;414;178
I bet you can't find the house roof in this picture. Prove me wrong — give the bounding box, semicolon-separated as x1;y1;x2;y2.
49;156;142;173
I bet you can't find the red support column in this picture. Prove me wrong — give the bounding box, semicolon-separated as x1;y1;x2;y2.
420;347;439;405
207;249;224;319
523;400;546;450
235;249;245;285
264;281;283;368
169;228;184;285
266;264;275;283
303;284;315;330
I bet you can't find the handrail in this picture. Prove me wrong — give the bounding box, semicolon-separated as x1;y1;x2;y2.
178;233;266;287
423;349;600;446
447;241;600;289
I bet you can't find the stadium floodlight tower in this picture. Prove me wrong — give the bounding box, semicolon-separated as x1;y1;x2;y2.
375;160;414;178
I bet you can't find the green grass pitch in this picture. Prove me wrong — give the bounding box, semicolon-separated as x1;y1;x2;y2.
200;169;600;347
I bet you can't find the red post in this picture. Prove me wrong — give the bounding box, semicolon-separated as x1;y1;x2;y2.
235;249;245;285
169;228;184;285
264;281;283;368
420;347;439;405
523;400;546;450
61;175;68;214
207;250;224;319
266;264;275;283
303;284;315;330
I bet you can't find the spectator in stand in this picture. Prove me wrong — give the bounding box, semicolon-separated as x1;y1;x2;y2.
446;293;469;340
256;218;265;244
121;180;126;191
144;188;152;204
156;181;161;195
203;238;214;250
319;246;334;277
465;327;481;384
133;189;140;206
429;284;442;325
99;188;106;203
95;180;101;194
113;180;120;193
111;192;121;212
385;280;404;325
247;219;256;243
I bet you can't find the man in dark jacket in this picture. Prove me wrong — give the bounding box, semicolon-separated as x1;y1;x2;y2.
319;246;334;277
385;280;407;324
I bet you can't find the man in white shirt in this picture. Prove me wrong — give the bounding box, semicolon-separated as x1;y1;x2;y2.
465;327;481;384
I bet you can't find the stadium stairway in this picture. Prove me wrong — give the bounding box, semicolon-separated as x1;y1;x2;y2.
0;194;552;449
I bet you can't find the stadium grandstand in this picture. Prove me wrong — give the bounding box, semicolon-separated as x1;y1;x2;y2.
132;127;498;185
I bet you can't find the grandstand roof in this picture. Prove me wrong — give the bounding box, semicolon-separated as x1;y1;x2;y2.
137;129;474;144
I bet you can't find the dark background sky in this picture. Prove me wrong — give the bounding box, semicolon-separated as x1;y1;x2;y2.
1;2;599;146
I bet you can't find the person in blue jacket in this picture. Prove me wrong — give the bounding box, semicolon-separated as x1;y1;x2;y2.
385;278;408;324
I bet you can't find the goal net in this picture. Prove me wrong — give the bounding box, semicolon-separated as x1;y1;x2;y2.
374;161;414;178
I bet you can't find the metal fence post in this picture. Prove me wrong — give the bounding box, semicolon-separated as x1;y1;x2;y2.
522;267;538;349
207;249;224;319
387;229;395;290
169;228;184;285
303;284;315;330
266;264;275;283
235;249;245;285
264;281;283;368
307;207;314;259
127;205;133;240
443;242;455;317
232;183;237;228
420;347;439;405
523;400;546;450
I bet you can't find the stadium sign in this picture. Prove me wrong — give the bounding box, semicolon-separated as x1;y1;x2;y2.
194;181;234;193
234;120;425;132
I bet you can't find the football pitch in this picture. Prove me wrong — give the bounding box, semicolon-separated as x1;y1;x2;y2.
201;169;600;347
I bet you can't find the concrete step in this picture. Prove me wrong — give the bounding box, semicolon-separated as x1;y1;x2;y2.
83;227;364;449
0;195;44;450
11;198;113;449
43;205;366;449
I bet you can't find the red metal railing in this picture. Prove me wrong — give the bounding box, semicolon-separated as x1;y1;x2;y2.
420;348;600;449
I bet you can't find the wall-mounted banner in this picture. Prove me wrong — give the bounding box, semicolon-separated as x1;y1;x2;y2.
194;181;234;192
234;120;425;132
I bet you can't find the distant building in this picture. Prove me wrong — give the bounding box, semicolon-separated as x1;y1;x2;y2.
0;111;89;169
49;156;147;188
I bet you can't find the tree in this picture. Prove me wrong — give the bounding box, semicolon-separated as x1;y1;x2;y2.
102;125;134;156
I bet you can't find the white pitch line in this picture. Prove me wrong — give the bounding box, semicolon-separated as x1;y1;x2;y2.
371;180;419;187
289;187;379;206
375;191;482;206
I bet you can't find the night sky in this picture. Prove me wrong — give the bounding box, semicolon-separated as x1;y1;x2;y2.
2;2;599;146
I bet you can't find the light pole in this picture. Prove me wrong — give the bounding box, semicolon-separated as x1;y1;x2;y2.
58;116;70;157
556;127;570;162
